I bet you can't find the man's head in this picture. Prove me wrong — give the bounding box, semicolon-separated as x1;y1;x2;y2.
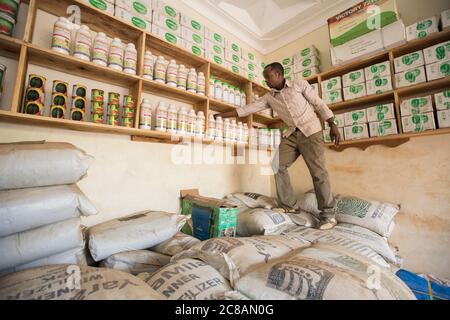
263;62;285;89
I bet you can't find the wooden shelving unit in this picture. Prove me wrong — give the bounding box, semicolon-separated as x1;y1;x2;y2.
0;0;449;151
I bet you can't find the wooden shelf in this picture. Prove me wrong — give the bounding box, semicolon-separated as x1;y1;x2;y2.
210;64;249;86
209;98;239;112
253;113;282;125
396;77;450;97
329;91;395;112
141;79;207;104
392;28;450;57
0;34;23;59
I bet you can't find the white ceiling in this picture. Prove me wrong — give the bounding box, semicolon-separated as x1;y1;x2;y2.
182;0;361;55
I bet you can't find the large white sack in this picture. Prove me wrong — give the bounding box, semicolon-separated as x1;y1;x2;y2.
0;185;97;237
151;232;200;256
99;250;171;275
0;218;84;271
0;264;165;300
235;244;416;300
88;211;187;262
0;141;94;190
237;208;294;236
226;193;278;209
172;235;310;287
0;246;87;277
142;258;232;300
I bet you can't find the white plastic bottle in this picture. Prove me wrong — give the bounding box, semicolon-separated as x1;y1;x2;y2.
187;109;197;136
230;119;237;141
123;43;137;75
209;78;215;97
243;123;249;144
197;72;206;96
167;104;178;134
73;25;92;61
224;118;231;142
92;32;109;66
207;114;215;140
177;64;187;90
249;127;258;148
234;89;241;107
177;106;188;135
166;59;178;87
155;101;168;132
215;116;223;141
214;80;223;100
154;56;167;83
108;38;124;71
222;83;229;103
228;86;235;105
236;121;244;143
139;99;152;130
195;111;205;138
143;51;154;80
258;128;267;148
241;90;246;107
273;129;281;148
51;17;72;55
187;68;198;93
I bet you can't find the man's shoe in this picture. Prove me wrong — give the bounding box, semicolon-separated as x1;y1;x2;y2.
318;217;337;230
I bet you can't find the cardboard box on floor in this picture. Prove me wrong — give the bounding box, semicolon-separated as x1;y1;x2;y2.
180;189;238;241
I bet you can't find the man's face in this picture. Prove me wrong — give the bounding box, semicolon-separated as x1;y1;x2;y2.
263;67;284;89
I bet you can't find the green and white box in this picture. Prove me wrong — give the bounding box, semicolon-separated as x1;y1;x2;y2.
395;66;427;88
406;16;439;41
280;56;294;67
324;113;345;128
225;50;242;66
80;0;114;15
204;51;224;65
343;83;367;100
151;24;179;45
366;76;392;95
401;112;436;133
344;108;367;126
283;65;294;78
242;48;256;62
204;39;224;58
382;19;406;49
151;0;180;20
179;39;203;57
115;7;152;32
323;127;344;143
243;61;256;73
366;103;395;122
394;50;425;73
204;27;225;47
293;45;318;63
400;95;433;116
152;10;180;36
369;119;398;137
180;26;203;46
344;124;369;140
321;76;342;93
437;109;450;128
294;67;320;80
293;55;320;73
423;41;450;65
425;60;450;81
441;9;450;30
225;39;241;57
434;90;450;110
115;0;152;22
365;61;391;81
342;69;365;87
224;61;241;75
322;89;343;104
180;14;204;35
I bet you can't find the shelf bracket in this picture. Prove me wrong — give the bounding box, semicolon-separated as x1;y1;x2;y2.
327;137;410;152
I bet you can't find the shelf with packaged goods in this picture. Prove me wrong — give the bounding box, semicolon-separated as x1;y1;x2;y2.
208;98;239;113
141;78;207;104
391;28;450;58
328;91;395;112
0;34;23;59
210;63;250;87
396;77;450;97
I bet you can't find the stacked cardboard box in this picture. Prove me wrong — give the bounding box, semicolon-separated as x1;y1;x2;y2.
423;40;450;82
435;90;450;128
394;50;427;88
179;14;204;57
321;76;343;105
400;95;436;133
151;2;181;45
323;113;345;143
343;109;369;140
114;0;152;32
342;69;366;101
406;16;439;42
365;61;393;95
293;46;321;80
367;103;398;137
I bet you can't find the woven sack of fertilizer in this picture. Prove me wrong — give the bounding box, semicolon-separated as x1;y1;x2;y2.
0;141;94;190
236;208;294;236
172;236;309;286
286;211;319;228
151;232;200;256
88;211;187;262
142;258;232;300
227;192;279;209
0;184;97;237
235;244;416;300
100;250;171;275
0;218;84;271
0;264;165;300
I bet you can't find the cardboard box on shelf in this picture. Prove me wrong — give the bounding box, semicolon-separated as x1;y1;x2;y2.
382;19;406;49
225;39;242;57
400;95;433;116
224;50;243;67
293;45;319;63
115;0;152;22
152;0;180;20
280;56;294;67
342;68;365;87
369;119;398;137
243;61;257;73
151;24;179;45
437;109;450;128
152;10;180;35
204;52;224;65
364;61;391;81
441;9;450;30
115;7;152;32
242;48;256;62
324;113;345;128
204;39;225;57
423;41;450;65
394;50;425;73
283;65;294;78
79;0;114;15
293;55;320;73
395;66;427;88
425;60;450;81
406;16;439;42
322;89;343;105
179;39;203;57
366;103;396;122
323;127;344;143
180;26;204;46
294;67;320;80
401;112;436;133
344;123;369;140
321;76;342;93
224;61;242;75
434;90;450;110
343;83;367;101
344;108;367;126
180;14;204;35
204;27;225;47
366;76;392;95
